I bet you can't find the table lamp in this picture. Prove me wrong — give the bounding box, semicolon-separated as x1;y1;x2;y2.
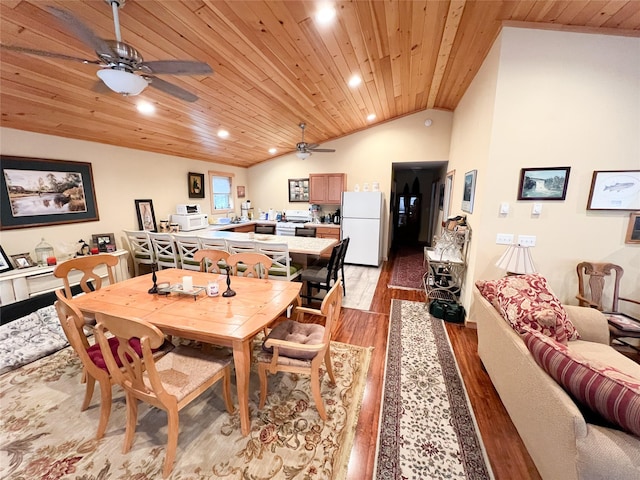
496;244;537;276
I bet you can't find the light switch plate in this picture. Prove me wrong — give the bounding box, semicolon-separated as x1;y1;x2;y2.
532;203;542;215
518;235;536;247
496;233;514;245
499;202;509;215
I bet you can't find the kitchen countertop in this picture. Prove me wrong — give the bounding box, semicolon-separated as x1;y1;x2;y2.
172;219;341;234
304;222;340;229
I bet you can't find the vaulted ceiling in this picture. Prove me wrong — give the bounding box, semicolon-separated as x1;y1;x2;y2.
1;1;639;168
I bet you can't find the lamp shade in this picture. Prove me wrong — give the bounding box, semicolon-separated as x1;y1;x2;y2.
496;244;537;275
296;151;311;160
96;69;148;96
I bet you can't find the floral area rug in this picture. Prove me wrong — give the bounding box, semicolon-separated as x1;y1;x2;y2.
0;337;371;480
388;247;427;290
375;300;494;479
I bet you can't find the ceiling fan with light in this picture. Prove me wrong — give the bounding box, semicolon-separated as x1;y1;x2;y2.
295;122;336;159
0;0;212;102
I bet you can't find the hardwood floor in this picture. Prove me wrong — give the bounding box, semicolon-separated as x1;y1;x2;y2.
335;251;541;480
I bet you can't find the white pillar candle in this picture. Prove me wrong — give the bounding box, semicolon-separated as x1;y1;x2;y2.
182;276;193;292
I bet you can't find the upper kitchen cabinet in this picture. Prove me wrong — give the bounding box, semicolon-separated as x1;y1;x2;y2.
309;174;345;205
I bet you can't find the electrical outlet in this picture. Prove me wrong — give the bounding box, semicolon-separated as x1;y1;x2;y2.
518;235;536;247
496;233;514;245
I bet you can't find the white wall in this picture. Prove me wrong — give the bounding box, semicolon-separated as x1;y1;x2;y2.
0;128;247;259
247;109;454;256
450;27;640;317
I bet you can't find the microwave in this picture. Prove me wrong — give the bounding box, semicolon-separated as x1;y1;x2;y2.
176;203;201;215
171;213;208;231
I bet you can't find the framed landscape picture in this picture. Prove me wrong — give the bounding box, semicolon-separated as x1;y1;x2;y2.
0;156;99;230
587;170;640;210
461;170;477;213
517;167;570;201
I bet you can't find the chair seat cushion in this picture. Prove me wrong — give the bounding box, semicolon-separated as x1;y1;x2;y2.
88;337;173;371
262;320;324;360
301;266;329;283
268;262;303;277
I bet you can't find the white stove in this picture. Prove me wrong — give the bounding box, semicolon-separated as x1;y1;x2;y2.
276;209;312;236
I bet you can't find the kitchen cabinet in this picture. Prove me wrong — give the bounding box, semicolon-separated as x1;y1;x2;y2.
231;224;255;233
315;226;340;240
309;174;345;205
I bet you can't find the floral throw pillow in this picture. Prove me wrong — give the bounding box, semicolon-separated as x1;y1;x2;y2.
522;327;640;437
477;274;579;344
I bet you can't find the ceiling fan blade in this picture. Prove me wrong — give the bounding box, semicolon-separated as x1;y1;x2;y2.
45;6;115;59
147;76;198;102
309;148;336;153
306;143;319;149
142;60;213;75
0;44;100;64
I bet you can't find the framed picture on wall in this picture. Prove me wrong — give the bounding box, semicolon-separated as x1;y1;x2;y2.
517;167;570;201
0;245;13;273
587;170;640;210
461;170;477;213
625;212;640;244
288;178;309;202
188;172;205;199
135;199;157;232
0;156;100;230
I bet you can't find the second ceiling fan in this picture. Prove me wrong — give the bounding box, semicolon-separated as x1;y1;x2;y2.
295;123;335;159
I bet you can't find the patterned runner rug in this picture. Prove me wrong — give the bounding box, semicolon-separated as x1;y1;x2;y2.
375;300;494;479
388;247;427;290
1;338;371;479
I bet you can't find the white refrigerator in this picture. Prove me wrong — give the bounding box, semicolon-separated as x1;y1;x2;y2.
341;191;384;266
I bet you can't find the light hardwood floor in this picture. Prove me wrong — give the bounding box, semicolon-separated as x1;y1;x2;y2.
333;251;542;480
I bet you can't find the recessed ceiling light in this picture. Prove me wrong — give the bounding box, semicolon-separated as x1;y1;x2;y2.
315;5;336;25
367;113;376;122
136;100;155;115
217;129;229;139
348;74;361;88
269;148;277;155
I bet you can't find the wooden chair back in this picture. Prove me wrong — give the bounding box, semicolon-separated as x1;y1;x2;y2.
225;238;256;254
255;240;301;281
198;237;227;251
193;249;230;274
123;229;155;276
576;262;623;311
53;253;118;298
174;235;201;271
227;252;273;278
148;232;180;269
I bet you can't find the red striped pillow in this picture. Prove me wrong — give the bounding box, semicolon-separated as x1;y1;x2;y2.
522;327;640;437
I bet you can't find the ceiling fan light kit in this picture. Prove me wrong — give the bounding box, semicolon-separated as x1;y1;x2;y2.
96;69;147;95
296;151;311;160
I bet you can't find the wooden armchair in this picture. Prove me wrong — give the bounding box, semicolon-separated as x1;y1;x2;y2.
226;252;273;278
576;262;640;313
53;253;118;299
193;248;230;274
257;279;342;420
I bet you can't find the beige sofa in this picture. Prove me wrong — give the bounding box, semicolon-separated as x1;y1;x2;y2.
474;289;640;480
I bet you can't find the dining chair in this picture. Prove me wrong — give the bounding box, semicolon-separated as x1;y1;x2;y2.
94;312;233;478
193;249;230;274
255;224;276;235
257;279;342;420
576;261;640;313
148;232;181;269
174;235;201;271
226;252;273;278
255;240;302;281
336;237;349;296
225;238;256;254
295;226;316;237
123;229;155;276
300;240;343;304
53;253;119;299
197;237;227;251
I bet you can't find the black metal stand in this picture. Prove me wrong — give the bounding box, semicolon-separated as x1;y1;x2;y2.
148;263;158;294
222;267;236;297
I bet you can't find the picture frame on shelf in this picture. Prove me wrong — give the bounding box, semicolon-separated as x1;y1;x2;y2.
91;233;116;252
517;167;571;201
625;212;640;244
188;172;205;199
0;245;13;274
288;178;309;202
10;252;35;269
461;170;477;213
0;156;100;231
587;170;640;211
135;199;157;232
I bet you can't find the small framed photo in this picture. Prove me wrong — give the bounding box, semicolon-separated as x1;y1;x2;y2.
625;212;640;244
237;185;246;198
135;199;157;232
518;167;570;201
188;172;205;199
289;178;309;202
10;252;35;269
91;233;116;252
587;170;640;210
0;245;13;273
461;170;477;213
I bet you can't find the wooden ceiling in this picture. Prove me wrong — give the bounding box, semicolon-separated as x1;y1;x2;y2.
1;1;639;168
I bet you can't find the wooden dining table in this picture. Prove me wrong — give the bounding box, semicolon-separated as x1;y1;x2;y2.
70;268;302;436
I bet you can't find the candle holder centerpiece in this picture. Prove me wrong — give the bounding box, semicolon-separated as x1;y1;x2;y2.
222;266;236;297
148;263;158;294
